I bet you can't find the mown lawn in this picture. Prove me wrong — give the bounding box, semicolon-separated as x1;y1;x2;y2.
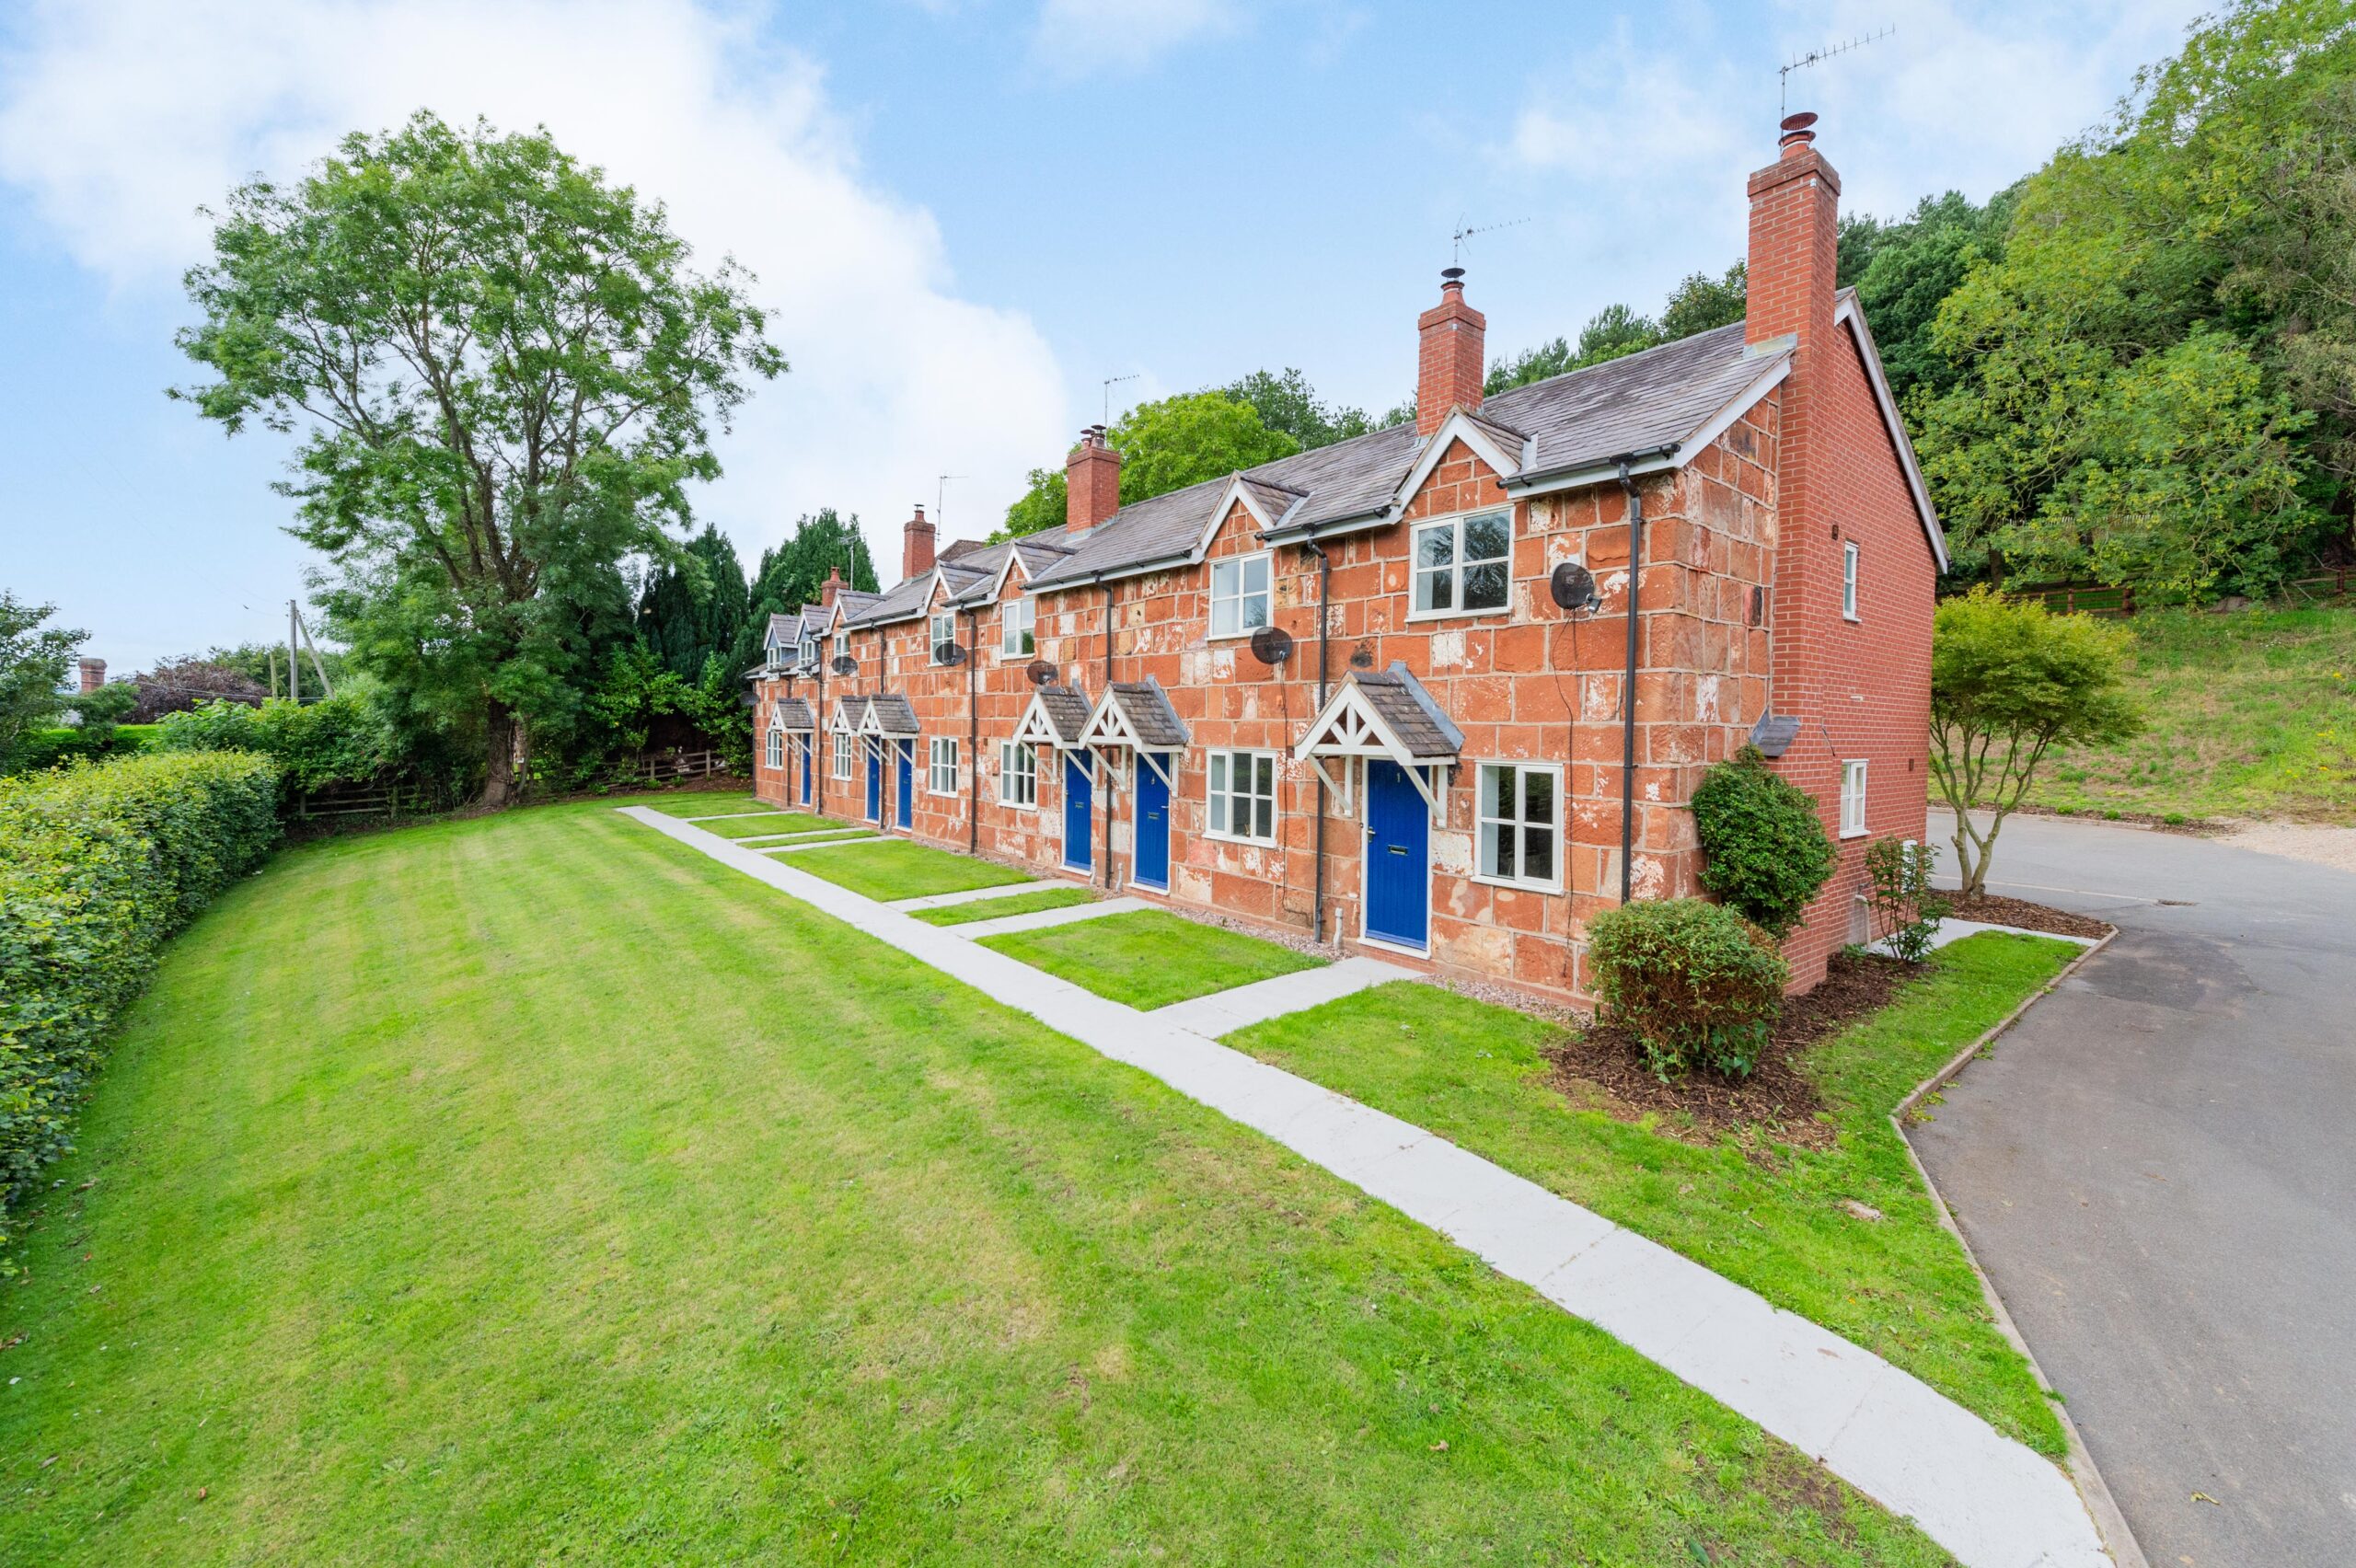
697;811;837;839
911;886;1100;927
2026;605;2356;823
784;837;1035;900
0;798;1948;1564
980;909;1324;1009
635;790;766;816
1227;935;2079;1458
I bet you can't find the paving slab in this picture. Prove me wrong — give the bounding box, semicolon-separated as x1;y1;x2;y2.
618;805;2109;1568
679;809;791;823
1149;953;1419;1035
952;895;1150;940
737;827;869;846
764;833;898;854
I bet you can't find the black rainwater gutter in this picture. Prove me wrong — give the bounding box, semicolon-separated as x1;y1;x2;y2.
1101;582;1115;888
1615;457;1645;905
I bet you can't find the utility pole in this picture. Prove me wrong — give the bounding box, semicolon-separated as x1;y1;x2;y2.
288;600;301;705
295;606;334;698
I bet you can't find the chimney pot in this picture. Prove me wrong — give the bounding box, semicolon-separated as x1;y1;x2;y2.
1779;110;1819;156
78;657;106;694
822;566;844;608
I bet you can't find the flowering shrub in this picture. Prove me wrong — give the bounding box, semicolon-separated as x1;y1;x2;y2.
0;751;279;1266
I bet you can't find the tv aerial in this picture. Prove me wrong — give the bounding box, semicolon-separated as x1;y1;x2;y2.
1778;26;1893;114
1450;216;1530;269
1101;373;1139;425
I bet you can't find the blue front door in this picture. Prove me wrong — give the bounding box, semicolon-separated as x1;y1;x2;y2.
1062;753;1092;872
864;744;882;823
798;738;812;805
895;741;914;829
1133;755;1171;890
1365;760;1429;950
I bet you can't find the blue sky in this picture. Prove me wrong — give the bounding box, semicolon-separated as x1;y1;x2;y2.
2;0;2207;671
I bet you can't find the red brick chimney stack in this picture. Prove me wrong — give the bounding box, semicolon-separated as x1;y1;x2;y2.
1065;425;1123;535
78;658;106;694
1745;112;1839;353
902;503;937;582
821;566;844;608
1415;268;1486;436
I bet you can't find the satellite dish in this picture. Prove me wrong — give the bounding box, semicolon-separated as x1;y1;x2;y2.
829;655;857;676
1024;659;1056;686
1550;561;1602;614
1248;625;1294;666
934;641;967;666
1347;642;1375;670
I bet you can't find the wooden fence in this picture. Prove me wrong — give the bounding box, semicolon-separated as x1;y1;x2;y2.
630;749;728;784
288;781;425;822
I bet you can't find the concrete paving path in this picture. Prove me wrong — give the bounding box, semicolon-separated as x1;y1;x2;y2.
762;833;895;855
1915;812;2356;1567
891;879;1064;912
1150;954;1419;1036
679;809;791;823
622;805;2110;1568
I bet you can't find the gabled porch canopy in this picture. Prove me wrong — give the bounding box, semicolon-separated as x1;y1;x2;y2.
1291;663;1461;817
1079;677;1189;788
1012;684;1091;751
827;695;868;735
773;698;815;732
859;693;921;739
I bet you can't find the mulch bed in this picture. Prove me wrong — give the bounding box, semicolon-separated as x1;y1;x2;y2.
1943;891;2114;940
1541;951;1922;1152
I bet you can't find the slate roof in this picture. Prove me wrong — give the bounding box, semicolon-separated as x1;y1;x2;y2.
830;694;868;731
771;698;815;731
1026;684;1092;745
864;693;921;737
1355;665;1462;759
1022;318;1786;591
1098;679;1189;749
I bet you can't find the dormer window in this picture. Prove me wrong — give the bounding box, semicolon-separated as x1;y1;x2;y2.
930;611;957;664
1411;509;1511;618
1001;596;1035;657
800;635;818;666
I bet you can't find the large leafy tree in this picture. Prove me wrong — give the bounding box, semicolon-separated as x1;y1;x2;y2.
0;594;84;770
1912;0;2352;598
175;111;784;807
1218;368;1382;450
636;523;748;681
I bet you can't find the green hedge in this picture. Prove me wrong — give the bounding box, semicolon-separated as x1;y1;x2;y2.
10;724;160;773
0;751;280;1259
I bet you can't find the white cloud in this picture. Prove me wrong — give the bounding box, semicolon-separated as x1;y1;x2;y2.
1033;0;1238;78
0;0;1070;581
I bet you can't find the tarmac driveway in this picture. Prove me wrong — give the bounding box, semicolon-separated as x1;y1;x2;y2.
1911;811;2356;1566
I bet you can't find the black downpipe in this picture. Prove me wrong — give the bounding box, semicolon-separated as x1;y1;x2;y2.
1306;540;1332;945
964;606;979;854
1616;459;1645;905
1101;582;1115;888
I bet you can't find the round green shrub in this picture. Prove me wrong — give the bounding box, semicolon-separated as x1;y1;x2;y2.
1587;897;1789;1081
1689;745;1835;938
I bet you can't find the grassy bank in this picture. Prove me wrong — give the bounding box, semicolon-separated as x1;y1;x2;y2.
2027;605;2356;824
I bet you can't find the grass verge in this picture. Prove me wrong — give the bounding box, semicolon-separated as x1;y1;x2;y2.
698;812;837;840
2027;605;2356;824
0;801;1946;1564
979;909;1324;1009
632;791;765;816
1226;933;2079;1457
784;837;1035;899
910;887;1099;926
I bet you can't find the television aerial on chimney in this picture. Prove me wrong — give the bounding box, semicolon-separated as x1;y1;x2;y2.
936;473;965;526
1449;216;1530;269
1101;373;1138;426
1777;26;1894;114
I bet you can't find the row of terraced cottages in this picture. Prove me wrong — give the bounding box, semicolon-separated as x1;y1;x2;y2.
748;116;1946;1006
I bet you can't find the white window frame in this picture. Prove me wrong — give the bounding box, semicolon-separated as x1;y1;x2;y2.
1409;508;1514;621
1205;749;1279;845
929;611;957;665
1474;761;1564;892
1207;552;1273;641
998;740;1038;809
832;630;849;663
766;636;786;666
832;731;854;781
1000;596;1035;658
1841;759;1868;837
1842;540;1860;620
929;736;959;796
799;635;818;667
766;722;785;770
